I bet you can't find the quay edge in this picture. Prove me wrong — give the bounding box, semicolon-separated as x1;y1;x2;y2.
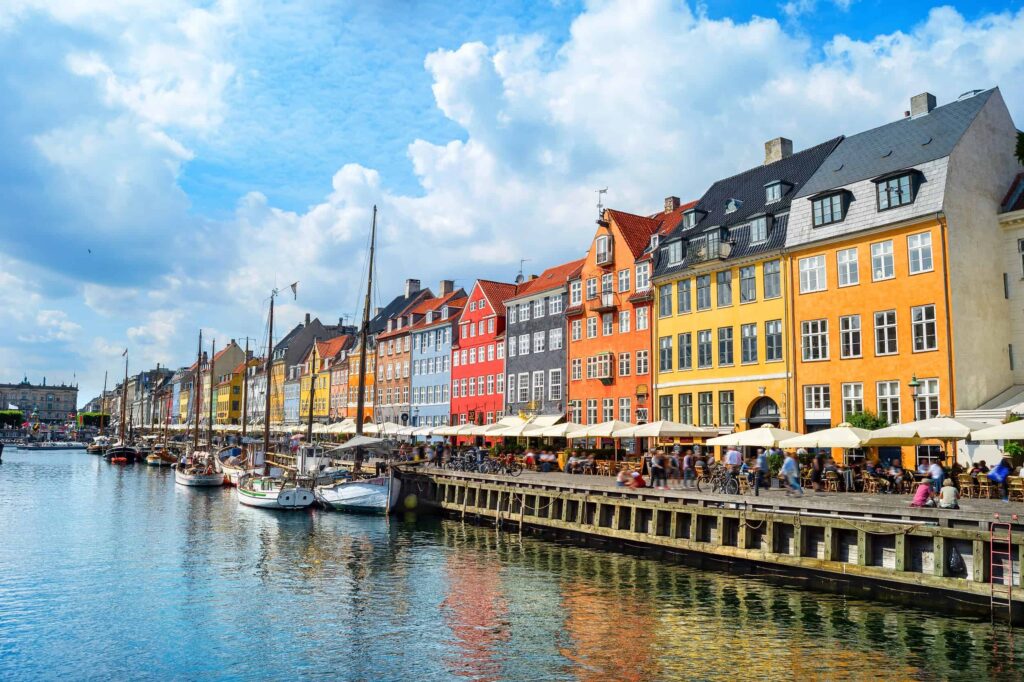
406;469;1024;624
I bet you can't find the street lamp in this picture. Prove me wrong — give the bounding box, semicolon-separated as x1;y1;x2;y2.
908;374;921;419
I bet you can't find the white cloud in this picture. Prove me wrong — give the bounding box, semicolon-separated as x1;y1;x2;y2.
18;309;81;343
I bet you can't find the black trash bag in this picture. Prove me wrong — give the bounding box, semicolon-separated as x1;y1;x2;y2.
949;545;967;577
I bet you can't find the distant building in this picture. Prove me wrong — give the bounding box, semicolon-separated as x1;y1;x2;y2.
0;377;78;424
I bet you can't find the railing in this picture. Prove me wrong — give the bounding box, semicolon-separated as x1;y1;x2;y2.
686;238;731;263
596;247;613;265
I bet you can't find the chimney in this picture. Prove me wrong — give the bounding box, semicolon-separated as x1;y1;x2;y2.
764;137;793;165
439;279;454;296
910;92;936;117
664;196;680;213
374;306;382;317
405;279;421;298
529;274;539;281
304;313;311;326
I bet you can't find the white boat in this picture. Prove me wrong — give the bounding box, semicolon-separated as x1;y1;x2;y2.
216;445;254;486
237;473;315;510
174;451;224;487
316;468;401;514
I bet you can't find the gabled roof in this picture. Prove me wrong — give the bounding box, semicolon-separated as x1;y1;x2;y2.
1003;172;1024;213
605;200;698;261
316;335;353;360
369;288;433;335
408;290;468;332
476;279;519;316
507;258;585;301
796;89;994;199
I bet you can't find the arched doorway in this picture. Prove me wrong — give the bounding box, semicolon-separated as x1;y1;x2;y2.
748;397;780;427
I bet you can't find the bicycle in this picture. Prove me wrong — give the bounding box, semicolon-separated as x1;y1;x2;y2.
696;465;739;495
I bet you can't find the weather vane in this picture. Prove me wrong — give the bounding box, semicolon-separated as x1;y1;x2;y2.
596;187;608;218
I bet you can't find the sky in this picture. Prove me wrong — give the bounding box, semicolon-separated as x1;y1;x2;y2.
1;0;1023;407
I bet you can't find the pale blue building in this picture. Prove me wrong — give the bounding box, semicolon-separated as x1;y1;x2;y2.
409;286;465;436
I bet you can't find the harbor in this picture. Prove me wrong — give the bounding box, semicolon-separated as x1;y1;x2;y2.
2;445;1024;681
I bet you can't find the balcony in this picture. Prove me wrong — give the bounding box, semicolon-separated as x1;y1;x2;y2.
595;246;613;265
686;237;732;264
593;291;617;312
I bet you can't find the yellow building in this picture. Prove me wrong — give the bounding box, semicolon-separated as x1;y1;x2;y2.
269;359;286;424
652;137;841;432
215;361;245;424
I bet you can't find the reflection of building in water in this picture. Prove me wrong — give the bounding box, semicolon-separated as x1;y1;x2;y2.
441;553;510;682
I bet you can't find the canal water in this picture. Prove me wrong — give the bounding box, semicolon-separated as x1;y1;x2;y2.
1;447;1021;681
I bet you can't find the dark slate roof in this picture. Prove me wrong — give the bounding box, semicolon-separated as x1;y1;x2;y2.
796;89;994;199
655;135;841;278
369;289;432;335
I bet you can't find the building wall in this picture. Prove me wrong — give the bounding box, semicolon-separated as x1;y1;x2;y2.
653;252;792;431
270;361;286;423
346;346;375;423
944;91;1021;409
410;322;454;428
504;287;568;418
330;361;348;420
283;378;300;424
0;381;78;423
1001;209;1024;386
375;330;411;424
451;284;507;427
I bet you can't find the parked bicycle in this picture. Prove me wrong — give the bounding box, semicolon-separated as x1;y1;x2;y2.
696;464;739;495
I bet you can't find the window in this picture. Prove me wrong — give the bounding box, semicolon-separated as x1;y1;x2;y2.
1019;239;1024;277
602;313;613;336
636;263;651;290
517;373;530;402
508;337;516;358
571;358;582;381
618;310;631;333
602;398;614;422
763;260;781;299
601;273;614;294
549;328;563;350
678;394;693;424
842;382;863;419
665;240;683;265
799;255;826;293
549;369;562;401
637;307;649;330
877;173;913;210
837;248;859;287
517;303;529;323
739;266;756;303
915;378;940;420
586;317;597;339
716;270;732;307
487;375;494;395
812;193;844;226
874;310;897;355
908;233;933;274
534;331;546;353
719;391;734;426
569;400;582;423
636;350;649;375
596;235;612;264
740;323;758;364
618;397;631;423
659;284;673;317
676;279;691;313
678;332;692;370
696;275;711;310
698;392;714;426
718;326;734;365
659;395;673;421
839;315;861;359
618;269;630;292
549;295;563;315
618;352;631;376
519;333;530;355
659;336;673;372
586;399;598;425
765;182;782;204
488;318;494;334
532;371;544;402
912;304;937;352
570;281;582;306
487;345;494;361
533;299;545;318
801;319;829;361
697;330;713;368
683;210;698;228
509;305;517;324
586;278;597;300
877;381;901;423
803;384;830;411
871;241;894;281
749;216;768;243
571;319;582;341
469;301;476;312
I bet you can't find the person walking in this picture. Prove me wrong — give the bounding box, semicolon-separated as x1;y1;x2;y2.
754;447;769;496
650;449;668;490
781;451;802;497
682;448;695;489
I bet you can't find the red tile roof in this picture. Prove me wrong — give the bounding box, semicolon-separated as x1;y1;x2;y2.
507;258;585;301
408;291;468;331
316;335;352;360
607;199;697;260
477;279;519;316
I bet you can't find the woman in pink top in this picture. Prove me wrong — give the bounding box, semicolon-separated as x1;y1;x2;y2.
910;479;935;507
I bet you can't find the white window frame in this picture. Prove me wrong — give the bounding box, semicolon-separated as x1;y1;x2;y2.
911;304;937;352
871;240;895;281
586;317;597;339
877;380;901;424
841;382;863;419
907;232;933;275
801;319;829;361
839;314;862;359
618;269;630;292
799;255;826;293
549;369;562;402
837;248;859;287
873;310;898;356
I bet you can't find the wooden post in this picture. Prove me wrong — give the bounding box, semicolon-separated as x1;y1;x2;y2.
932;536;946;577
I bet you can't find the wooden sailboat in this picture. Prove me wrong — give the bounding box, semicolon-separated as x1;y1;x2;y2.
237;291;315;509
217;338;253;485
88;372;109;455
105;352;141;463
174;333;224;486
315;205;401;514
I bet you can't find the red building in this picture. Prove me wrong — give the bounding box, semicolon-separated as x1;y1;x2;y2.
450;279;517;439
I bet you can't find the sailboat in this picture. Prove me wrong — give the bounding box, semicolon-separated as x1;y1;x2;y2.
105;352;141;463
217;339;254;485
174;333;224;487
315;205;401;514
237;290;315;510
147;397;177;466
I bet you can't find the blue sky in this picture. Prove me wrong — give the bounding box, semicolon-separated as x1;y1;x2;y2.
1;0;1022;406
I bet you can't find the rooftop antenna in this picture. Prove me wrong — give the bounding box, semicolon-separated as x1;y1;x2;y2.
516;258;531;285
596;187;608;218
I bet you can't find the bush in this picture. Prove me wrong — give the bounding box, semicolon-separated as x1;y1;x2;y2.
845;410;888;430
0;410;24;427
766;452;784;475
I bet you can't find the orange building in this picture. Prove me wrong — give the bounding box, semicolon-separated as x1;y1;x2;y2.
566;199;691;435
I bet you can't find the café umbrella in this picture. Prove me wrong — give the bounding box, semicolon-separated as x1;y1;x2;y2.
969;420;1024;441
612;420;716;439
706;424;802;448
778;422;872;449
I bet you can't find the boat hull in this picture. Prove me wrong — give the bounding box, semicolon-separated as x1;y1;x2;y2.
316;473;401;514
174;469;224;487
104;446;141;463
238;484;315;510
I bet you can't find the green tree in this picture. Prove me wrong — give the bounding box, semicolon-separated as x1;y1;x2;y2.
0;410;24;427
845;410;888;430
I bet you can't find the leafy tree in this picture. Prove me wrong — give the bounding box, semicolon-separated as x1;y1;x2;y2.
845;410;888;430
0;410;24;427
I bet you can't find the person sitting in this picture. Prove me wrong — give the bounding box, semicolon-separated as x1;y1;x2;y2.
910;478;936;508
969;461;988;480
565;453;581;474
628;471;647;489
938;477;960;509
887;462;904;491
583;453;596;474
523;448;536;469
539;451;557;473
616;468;630;487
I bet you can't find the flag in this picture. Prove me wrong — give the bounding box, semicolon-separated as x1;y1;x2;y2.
290;282;299;300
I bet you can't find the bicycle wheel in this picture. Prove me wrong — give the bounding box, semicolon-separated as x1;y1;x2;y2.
724;478;739;495
507;462;522;477
696;476;705;493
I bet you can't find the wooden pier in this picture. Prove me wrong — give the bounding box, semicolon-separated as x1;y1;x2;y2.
413;468;1023;622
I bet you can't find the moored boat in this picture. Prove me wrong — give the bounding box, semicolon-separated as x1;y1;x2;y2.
216;445;253;486
315;467;401;513
104;443;141;463
237;472;315;509
174;451;224;486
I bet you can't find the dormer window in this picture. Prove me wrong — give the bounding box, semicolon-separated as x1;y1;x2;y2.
426;311;433;323
663;239;683;265
765;182;783;204
725;198;743;214
441;306;448;320
749;215;770;243
649;234;659;250
683;210;697;228
874;171;917;211
811;191;846;227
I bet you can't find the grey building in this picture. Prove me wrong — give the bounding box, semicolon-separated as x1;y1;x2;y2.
503;259;583;419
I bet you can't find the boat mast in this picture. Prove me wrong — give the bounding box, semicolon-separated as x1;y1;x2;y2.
193;330;202;452
208;338;216;448
241;337;250;442
306;338;317;443
119;353;128;444
355;205;377;438
101;370;107;434
261;294;275;468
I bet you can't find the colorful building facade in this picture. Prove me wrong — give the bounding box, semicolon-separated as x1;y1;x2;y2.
410;286;466;431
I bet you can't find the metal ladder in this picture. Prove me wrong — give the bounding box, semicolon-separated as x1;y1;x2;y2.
990;514;1016;624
